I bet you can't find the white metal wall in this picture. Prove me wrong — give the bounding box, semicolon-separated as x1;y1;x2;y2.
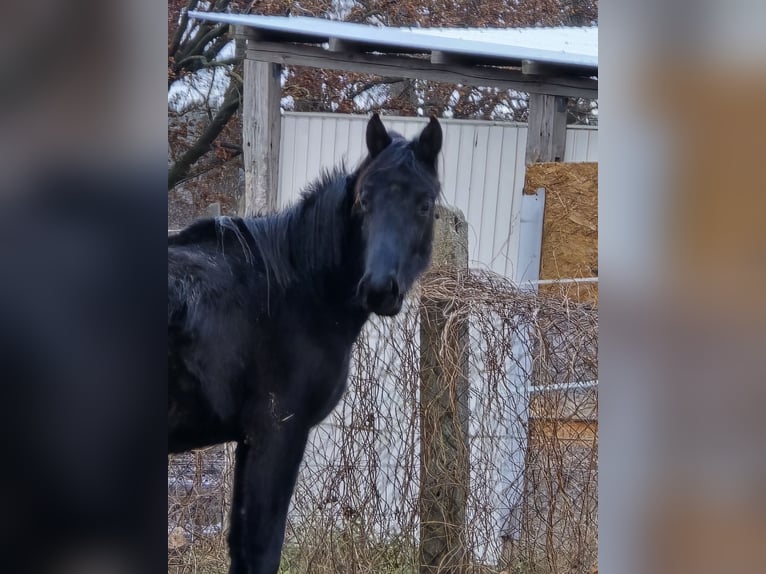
281;113;598;558
278;112;598;278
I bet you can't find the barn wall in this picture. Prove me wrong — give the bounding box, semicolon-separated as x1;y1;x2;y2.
278;114;599;565
278;113;598;278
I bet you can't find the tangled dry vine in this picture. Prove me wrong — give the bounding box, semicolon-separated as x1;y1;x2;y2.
169;269;598;574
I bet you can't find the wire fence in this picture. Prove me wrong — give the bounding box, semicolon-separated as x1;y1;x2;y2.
168;270;598;574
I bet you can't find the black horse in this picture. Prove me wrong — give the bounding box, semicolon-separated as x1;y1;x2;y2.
168;114;443;573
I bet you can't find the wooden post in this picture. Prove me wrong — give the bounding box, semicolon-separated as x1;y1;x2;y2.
242;52;282;215
221;442;237;542
525;93;568;164
419;205;470;574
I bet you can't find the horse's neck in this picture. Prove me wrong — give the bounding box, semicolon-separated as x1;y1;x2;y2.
280;206;369;339
283;181;364;306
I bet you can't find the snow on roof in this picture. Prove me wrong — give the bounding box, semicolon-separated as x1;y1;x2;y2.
408;26;597;62
188;12;598;71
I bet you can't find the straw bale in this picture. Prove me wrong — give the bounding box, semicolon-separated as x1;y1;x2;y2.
524;162;598;303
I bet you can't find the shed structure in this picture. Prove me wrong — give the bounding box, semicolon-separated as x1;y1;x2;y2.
187;12;597;216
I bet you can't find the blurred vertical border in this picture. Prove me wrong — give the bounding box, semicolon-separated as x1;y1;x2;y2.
600;1;766;573
0;1;168;573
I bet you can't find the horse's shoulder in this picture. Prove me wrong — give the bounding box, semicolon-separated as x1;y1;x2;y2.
169;216;261;265
167;220;252;329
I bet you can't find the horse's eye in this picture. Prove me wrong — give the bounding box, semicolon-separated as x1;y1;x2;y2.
419;200;432;215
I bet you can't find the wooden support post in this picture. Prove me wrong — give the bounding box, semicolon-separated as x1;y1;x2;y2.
419;205;470;574
221;442;237;541
242;55;282;216
525;93;569;164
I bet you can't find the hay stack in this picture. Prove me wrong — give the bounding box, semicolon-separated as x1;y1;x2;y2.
524;162;598;303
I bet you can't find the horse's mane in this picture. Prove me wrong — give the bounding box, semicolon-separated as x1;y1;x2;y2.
171;134;435;296
237;164;355;291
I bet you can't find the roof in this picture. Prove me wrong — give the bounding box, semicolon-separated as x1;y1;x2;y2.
188;13;597;98
410;26;597;66
188;13;597;75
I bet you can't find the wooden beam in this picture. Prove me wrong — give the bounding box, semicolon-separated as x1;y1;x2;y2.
522;59;596;80
432;50;528;69
328;38;361;53
242;57;282;215
328;37;422;54
229;25;249;42
231;24;324;45
247;42;598;99
525;93;569;163
431;50;474;65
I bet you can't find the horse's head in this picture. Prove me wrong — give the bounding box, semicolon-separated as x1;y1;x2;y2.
354;113;442;316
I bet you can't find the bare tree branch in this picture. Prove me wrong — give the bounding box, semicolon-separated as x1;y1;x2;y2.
174;54;242;71
344;77;402;101
173;23;229;76
168;83;241;190
170;149;242;189
169;0;200;57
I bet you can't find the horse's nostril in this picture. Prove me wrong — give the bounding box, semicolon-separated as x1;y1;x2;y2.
361;273;400;311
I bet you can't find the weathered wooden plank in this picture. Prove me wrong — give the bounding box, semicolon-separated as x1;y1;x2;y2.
232;23;324;45
528;419;597;444
530;387;598;422
247;43;598;99
419;205;470;574
522;58;596;79
242;57;282;215
430;50;471;66
229;25;248;42
329;37;423;54
431;50;546;70
525;93;568;164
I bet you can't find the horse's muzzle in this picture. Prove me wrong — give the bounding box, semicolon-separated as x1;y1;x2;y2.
358;273;404;316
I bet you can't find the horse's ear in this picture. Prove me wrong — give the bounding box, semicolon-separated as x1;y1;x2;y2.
414;116;443;168
366;113;392;158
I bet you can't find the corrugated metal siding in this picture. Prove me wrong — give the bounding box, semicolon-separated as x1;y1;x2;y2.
277;114;597;558
564;125;599;162
279;113;598;278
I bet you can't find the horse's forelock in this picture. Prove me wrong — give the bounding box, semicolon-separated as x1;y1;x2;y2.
355;137;437;197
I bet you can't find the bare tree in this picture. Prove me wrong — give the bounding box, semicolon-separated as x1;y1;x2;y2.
168;0;248;189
